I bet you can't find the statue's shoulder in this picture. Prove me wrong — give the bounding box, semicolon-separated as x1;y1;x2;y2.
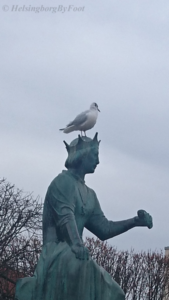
49;170;69;186
48;170;76;194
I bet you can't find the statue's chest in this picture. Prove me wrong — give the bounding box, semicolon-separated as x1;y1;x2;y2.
74;183;95;217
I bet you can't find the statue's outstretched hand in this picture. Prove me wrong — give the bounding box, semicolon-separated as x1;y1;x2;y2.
71;244;89;260
135;210;153;229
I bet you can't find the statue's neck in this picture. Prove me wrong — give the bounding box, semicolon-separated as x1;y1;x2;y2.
68;168;85;182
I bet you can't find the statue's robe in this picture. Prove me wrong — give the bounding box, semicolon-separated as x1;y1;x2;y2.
15;170;125;300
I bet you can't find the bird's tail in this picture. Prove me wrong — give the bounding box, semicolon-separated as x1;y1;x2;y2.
59;126;75;133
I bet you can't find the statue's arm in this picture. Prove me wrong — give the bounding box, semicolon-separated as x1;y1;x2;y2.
59;213;89;260
85;196;153;241
86;213;135;241
47;175;89;260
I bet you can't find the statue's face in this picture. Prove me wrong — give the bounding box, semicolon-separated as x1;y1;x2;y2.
82;147;99;174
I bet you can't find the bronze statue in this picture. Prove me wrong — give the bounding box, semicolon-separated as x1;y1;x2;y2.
15;133;153;300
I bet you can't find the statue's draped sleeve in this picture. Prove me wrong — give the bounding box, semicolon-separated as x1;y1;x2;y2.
47;173;77;225
46;173;83;245
86;191;135;241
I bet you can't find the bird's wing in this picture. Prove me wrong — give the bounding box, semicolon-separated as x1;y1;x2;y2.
66;110;89;127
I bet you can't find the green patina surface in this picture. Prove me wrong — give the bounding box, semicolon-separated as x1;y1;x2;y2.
15;133;152;300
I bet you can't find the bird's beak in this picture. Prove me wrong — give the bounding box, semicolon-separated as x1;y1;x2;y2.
98;108;100;112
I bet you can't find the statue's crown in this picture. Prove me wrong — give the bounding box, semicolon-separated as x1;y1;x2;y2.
64;133;100;154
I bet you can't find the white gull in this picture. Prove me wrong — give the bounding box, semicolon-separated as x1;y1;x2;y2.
60;103;100;136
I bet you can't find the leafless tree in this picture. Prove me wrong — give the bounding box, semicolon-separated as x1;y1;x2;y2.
85;237;169;300
0;178;42;299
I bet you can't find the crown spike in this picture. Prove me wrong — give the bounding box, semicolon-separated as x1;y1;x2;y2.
93;132;98;142
63;141;70;152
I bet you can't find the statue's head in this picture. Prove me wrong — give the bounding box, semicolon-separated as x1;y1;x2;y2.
64;133;100;174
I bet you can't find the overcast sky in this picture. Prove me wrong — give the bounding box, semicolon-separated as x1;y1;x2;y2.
1;0;169;252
